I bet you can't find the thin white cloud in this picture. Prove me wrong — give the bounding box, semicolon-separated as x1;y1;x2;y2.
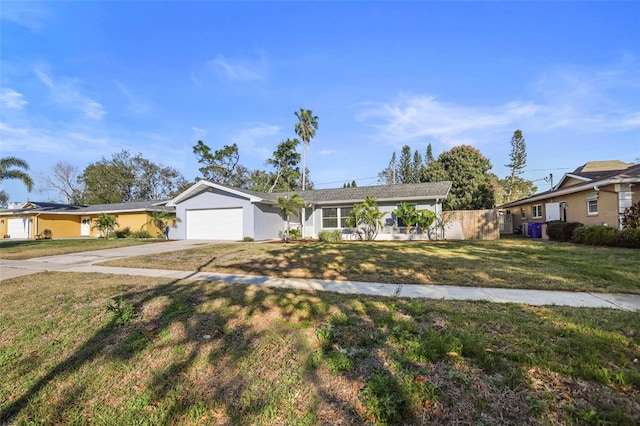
34;68;107;120
358;61;640;150
116;82;153;114
356;94;542;148
0;88;28;110
208;52;269;81
231;122;282;160
0;1;51;31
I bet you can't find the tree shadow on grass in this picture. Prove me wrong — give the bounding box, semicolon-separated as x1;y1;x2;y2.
3;255;638;424
0;258;362;424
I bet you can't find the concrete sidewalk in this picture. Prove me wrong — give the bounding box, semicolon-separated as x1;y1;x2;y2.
2;241;639;311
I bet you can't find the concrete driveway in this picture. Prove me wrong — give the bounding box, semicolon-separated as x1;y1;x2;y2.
0;240;221;280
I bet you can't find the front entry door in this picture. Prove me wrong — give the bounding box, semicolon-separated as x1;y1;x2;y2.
81;216;91;236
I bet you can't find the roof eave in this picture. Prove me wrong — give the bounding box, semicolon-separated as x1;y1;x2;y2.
167;180;263;206
499;176;639;208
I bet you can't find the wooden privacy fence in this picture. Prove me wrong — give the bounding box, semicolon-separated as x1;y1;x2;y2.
445;209;500;240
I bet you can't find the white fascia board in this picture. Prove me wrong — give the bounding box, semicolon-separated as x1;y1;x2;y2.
167;180;263;206
556;173;592;188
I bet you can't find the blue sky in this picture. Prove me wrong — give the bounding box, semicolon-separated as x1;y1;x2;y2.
1;1;639;203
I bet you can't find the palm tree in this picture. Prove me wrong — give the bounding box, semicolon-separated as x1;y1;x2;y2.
294;109;318;191
346;196;386;241
92;213;119;239
145;210;180;238
276;193;306;241
0;156;34;204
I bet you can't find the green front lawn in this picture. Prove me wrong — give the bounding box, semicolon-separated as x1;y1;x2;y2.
1;273;638;424
102;239;640;294
0;238;160;260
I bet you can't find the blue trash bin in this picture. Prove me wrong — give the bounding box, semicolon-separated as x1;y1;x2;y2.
529;222;542;239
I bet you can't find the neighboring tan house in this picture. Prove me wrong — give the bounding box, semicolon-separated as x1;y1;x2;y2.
166;180;453;241
0;201;174;239
499;160;639;235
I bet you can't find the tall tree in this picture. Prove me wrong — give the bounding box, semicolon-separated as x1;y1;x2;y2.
81;150;187;204
412;150;423;183
433;145;495;210
426;143;435;166
0;156;33;204
378;152;397;185
193;140;242;184
397;145;414;184
503;130;527;200
267;138;301;192
39;161;83;204
498;130;537;203
294;108;318;190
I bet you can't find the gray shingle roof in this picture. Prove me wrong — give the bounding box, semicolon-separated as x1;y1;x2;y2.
244;181;452;205
499;163;640;208
0;200;174;215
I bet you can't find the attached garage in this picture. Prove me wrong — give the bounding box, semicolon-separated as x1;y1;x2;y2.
7;217;31;239
186;208;243;240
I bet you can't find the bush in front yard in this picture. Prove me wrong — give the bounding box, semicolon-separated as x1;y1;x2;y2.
571;225;640;248
546;221;583;242
318;230;343;243
616;228;640;248
114;227;131;239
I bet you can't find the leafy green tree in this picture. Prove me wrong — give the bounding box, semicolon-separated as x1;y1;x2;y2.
431;145;495;210
393;202;418;233
294;108;318;190
267;138;301;192
80;150;186;204
276;193;306;238
0;156;34;204
193;140;242;184
346;196;385;241
81;161;133;204
92;213;119;239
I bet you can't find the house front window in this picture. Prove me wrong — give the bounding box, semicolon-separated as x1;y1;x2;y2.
587;199;598;215
321;207;352;228
532;204;542;219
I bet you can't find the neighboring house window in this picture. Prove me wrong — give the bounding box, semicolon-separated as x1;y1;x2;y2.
587;199;598;215
521;208;526;220
532;204;542;219
322;207;352;228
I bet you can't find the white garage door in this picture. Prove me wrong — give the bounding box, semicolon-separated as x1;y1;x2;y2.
186;208;243;240
7;218;31;239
